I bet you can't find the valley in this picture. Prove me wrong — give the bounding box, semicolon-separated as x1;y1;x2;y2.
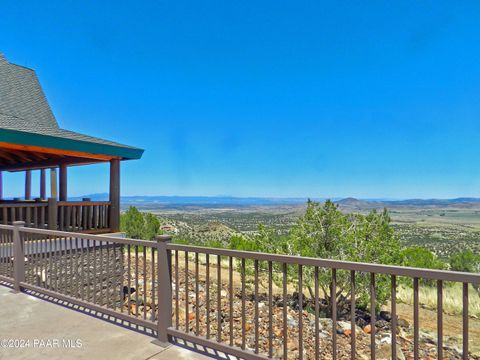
120;196;480;257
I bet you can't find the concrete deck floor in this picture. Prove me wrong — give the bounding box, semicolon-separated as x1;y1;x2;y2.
0;285;217;360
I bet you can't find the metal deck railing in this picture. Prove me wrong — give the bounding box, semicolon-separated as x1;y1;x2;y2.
0;222;479;359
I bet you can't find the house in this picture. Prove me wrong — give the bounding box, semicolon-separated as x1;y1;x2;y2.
0;53;143;233
160;224;178;234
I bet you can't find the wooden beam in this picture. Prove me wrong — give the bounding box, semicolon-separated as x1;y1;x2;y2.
40;169;46;200
50;168;57;199
0;156;103;172
25;151;48;161
0;149;19;164
59;164;67;201
25;170;32;200
8;149;33;162
0;148;51;166
109;159;120;232
0;141;118;161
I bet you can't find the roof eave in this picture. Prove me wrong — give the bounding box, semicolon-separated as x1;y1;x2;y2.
0;128;144;160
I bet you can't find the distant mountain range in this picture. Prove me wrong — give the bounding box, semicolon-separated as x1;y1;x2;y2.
72;193;480;207
72;194;323;205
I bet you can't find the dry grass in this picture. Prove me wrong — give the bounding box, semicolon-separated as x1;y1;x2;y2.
396;282;480;318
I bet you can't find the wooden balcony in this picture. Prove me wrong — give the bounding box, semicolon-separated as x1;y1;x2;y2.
0;199;113;234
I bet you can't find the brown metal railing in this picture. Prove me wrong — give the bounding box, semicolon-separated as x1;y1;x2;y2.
166;244;480;360
0;222;479;360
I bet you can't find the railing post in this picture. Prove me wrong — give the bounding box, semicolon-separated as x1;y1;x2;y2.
82;198;91;231
155;234;172;346
13;221;26;292
109;159;120;232
48;197;58;230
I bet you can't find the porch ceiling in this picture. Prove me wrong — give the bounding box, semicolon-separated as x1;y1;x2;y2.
0;142;110;172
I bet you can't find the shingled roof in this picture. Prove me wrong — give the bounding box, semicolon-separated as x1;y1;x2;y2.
0;53;143;161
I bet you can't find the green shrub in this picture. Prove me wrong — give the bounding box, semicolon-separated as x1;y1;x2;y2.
288;200;402;309
449;249;480;273
120;206;162;240
400;246;446;270
400;246;446;286
226;200;402;310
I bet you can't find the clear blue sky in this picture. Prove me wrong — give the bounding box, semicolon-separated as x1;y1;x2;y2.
2;1;480;199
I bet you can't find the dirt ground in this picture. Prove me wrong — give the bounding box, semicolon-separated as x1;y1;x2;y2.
393;302;480;355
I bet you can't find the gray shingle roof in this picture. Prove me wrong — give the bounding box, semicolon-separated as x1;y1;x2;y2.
0;53;58;129
0;112;137;149
0;53;143;156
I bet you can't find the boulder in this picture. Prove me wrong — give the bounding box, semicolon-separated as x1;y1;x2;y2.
356;316;369;329
379;311;392;322
337;321;352;331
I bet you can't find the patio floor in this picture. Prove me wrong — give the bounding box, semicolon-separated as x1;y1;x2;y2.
0;285;217;360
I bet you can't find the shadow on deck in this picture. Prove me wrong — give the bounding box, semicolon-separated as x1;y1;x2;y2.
0;283;233;360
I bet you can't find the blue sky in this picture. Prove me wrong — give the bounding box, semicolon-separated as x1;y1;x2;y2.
2;1;480;199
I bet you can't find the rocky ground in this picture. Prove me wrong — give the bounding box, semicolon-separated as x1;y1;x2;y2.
122;254;479;360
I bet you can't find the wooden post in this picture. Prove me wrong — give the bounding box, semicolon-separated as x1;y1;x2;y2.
40;169;46;200
59;164;67;201
50;168;57;199
48;197;58;230
109;159;120;232
156;235;172;345
25;170;31;200
13;221;26;292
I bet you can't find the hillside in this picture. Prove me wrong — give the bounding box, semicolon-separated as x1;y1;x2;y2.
134;197;480;259
158;217;243;245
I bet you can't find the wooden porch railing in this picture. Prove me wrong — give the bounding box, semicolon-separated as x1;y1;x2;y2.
0;202;48;228
57;201;111;233
0;223;479;360
0;200;111;233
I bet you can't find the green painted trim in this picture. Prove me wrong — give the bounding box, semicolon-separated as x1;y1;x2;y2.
0;128;144;160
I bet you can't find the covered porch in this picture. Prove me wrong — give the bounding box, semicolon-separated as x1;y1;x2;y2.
0;165;117;234
0;81;143;234
0;140;139;234
0;53;143;234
